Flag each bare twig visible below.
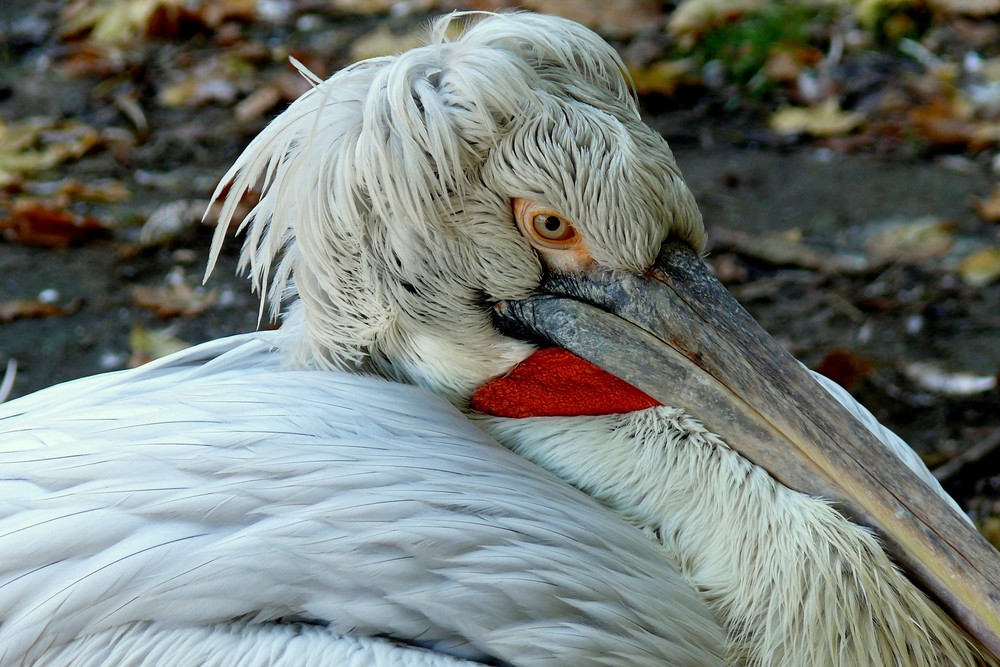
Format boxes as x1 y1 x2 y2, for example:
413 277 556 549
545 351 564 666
709 225 877 275
933 430 1000 484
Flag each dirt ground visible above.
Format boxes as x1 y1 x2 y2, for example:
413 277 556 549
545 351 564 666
1 1 999 527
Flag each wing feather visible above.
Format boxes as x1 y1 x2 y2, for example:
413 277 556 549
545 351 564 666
0 332 724 666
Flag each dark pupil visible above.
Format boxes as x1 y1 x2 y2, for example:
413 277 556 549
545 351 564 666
542 216 562 232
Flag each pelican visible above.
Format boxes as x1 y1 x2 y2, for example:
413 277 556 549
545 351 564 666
1 10 999 666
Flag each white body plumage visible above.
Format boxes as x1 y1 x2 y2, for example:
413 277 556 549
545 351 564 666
0 333 724 666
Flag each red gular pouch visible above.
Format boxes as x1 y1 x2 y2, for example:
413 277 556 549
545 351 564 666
471 347 662 418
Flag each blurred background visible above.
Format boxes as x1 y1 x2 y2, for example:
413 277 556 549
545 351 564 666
1 0 999 536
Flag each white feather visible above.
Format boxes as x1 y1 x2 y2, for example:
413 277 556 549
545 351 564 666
0 333 725 666
473 390 987 667
40 623 478 667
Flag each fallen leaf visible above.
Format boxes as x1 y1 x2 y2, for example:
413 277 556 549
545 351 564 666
132 283 217 318
853 0 924 28
951 18 1000 49
929 0 1000 15
865 217 954 263
764 45 823 83
629 59 698 96
329 0 438 15
0 118 103 182
231 69 311 122
60 0 162 45
148 0 254 37
140 199 207 246
710 225 872 274
909 98 1000 151
709 252 749 284
0 200 111 247
958 247 1000 287
0 300 66 324
56 178 131 203
668 0 764 37
814 349 875 391
234 84 283 122
54 43 127 78
61 0 255 46
348 25 426 61
519 0 666 38
902 361 997 395
157 60 241 108
976 187 1000 223
769 100 866 138
128 326 190 366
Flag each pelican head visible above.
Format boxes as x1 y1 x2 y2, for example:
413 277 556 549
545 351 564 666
208 10 1000 663
208 11 702 402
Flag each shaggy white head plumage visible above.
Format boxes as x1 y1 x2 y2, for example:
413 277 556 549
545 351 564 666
207 11 703 403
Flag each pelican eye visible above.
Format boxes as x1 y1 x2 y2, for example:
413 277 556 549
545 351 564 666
532 213 574 241
512 198 579 250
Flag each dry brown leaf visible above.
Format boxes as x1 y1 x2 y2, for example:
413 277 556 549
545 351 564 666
910 111 979 148
929 0 1000 15
128 326 190 367
55 43 128 78
57 178 130 203
60 0 162 44
329 0 438 15
909 98 1000 151
132 283 218 318
976 187 1000 223
149 0 254 36
158 77 238 108
61 0 255 45
629 59 697 96
518 0 665 38
329 0 396 13
157 56 244 108
140 199 207 246
348 25 427 61
865 217 954 263
0 200 111 247
958 247 1000 287
234 84 283 122
769 100 866 138
765 45 823 84
0 300 66 324
710 252 749 284
668 0 764 37
0 118 103 182
853 0 923 27
814 349 875 392
231 68 311 122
